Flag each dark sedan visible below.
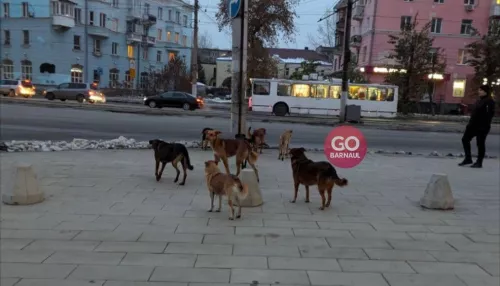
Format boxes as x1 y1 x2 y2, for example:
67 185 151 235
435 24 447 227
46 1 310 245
144 91 204 110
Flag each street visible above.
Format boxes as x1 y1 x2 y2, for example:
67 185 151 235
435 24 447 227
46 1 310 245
1 104 499 156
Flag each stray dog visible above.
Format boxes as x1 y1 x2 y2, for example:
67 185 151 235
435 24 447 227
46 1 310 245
278 129 293 161
247 127 268 154
289 147 348 210
149 139 194 185
205 130 260 182
201 127 213 150
204 160 249 219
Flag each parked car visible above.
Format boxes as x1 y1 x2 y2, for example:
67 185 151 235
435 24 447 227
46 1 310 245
0 79 36 98
207 87 231 99
43 82 106 103
144 91 204 110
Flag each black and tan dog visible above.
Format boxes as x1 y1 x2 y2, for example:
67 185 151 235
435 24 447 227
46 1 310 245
149 139 194 185
247 127 269 154
289 147 348 210
201 127 213 150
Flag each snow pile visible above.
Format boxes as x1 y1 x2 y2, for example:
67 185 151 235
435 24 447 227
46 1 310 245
206 98 231 104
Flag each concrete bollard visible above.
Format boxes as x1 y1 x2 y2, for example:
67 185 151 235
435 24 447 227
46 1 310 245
420 173 454 210
238 169 263 207
2 164 45 205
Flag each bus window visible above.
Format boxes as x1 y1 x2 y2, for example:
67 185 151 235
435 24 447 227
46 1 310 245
386 88 395 101
277 83 291 96
349 85 367 100
253 81 270 95
311 84 329 98
291 84 310 98
329 85 341 99
368 87 380 101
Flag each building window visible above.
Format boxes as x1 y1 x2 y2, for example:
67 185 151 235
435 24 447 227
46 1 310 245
71 65 83 83
182 35 187 46
73 35 81 50
176 11 180 23
140 72 148 89
75 8 81 24
89 11 94 25
464 0 475 4
434 0 444 3
167 31 171 42
400 16 412 30
93 39 101 54
127 45 134 58
112 0 119 8
168 10 172 21
112 42 118 55
460 19 473 35
183 15 188 27
457 49 468 65
109 68 119 87
99 13 106 27
143 49 148 60
110 18 118 32
22 30 30 45
168 52 176 61
452 80 466 97
3 30 10 45
158 7 163 20
144 3 150 14
174 32 179 43
157 29 162 41
125 71 132 88
2 59 14 79
21 60 32 80
157 51 162 62
3 3 10 17
22 2 29 17
431 18 442 33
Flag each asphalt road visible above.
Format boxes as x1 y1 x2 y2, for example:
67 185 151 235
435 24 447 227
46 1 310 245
1 104 499 156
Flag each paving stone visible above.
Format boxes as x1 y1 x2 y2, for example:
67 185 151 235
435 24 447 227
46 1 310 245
175 225 234 235
150 217 209 227
427 225 485 234
288 214 341 222
1 230 80 240
388 240 455 251
202 234 265 245
0 263 76 279
408 261 491 276
55 222 119 231
233 245 300 257
299 245 368 259
44 250 125 265
326 238 392 249
0 220 62 230
37 214 99 223
114 223 176 233
364 249 437 261
266 236 329 247
230 269 310 285
195 255 267 269
25 240 99 251
0 278 20 286
263 219 319 229
477 262 500 276
235 227 294 236
383 273 467 286
103 282 187 286
351 230 413 240
339 216 393 223
70 265 154 281
150 267 230 283
371 223 430 232
269 257 341 271
307 271 389 286
458 275 500 286
466 234 500 244
317 221 375 231
447 241 500 252
0 239 33 250
0 250 54 263
292 228 352 238
390 217 446 225
94 215 155 224
138 232 203 243
338 259 415 273
428 251 500 264
120 253 196 267
73 230 142 241
95 242 166 253
14 279 105 286
164 242 232 255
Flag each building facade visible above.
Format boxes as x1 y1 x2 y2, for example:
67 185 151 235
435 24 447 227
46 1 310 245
0 0 193 89
333 0 500 106
198 48 230 86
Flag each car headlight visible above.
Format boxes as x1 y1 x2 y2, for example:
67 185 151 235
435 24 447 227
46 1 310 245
143 97 147 101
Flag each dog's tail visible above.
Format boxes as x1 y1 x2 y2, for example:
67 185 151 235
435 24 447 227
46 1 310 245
232 177 249 199
182 147 194 170
319 166 348 187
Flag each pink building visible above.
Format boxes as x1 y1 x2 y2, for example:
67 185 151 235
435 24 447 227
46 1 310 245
333 0 500 110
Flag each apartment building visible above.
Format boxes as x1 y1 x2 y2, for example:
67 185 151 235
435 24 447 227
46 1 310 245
334 0 499 106
0 0 193 88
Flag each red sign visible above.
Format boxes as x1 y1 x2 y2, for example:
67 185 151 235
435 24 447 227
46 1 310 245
324 126 367 168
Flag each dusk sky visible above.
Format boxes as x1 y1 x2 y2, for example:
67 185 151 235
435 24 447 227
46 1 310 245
186 0 338 50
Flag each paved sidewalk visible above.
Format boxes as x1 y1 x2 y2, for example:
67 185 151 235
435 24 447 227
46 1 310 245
0 150 499 286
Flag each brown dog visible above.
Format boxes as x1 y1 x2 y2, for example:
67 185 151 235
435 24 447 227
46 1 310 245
289 147 348 210
205 130 260 182
204 160 249 220
278 129 293 161
201 127 213 150
247 127 268 154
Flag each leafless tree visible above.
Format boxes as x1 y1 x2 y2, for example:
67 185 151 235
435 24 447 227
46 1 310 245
308 9 336 48
198 31 213 49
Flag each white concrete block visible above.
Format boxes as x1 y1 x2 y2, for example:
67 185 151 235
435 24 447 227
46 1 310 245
2 164 45 205
420 173 454 210
239 169 263 207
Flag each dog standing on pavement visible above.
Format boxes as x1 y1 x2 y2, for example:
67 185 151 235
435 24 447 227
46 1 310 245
204 160 249 220
278 129 293 161
289 147 348 210
201 127 213 150
205 130 260 182
149 139 194 185
247 127 268 154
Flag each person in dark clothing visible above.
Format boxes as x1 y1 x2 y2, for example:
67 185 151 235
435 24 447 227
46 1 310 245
459 85 496 168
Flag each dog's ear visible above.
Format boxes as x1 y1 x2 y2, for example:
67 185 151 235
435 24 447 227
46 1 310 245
299 147 306 152
149 140 154 144
204 161 209 167
215 130 222 135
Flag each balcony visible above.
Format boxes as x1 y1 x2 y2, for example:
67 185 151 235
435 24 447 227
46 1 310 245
88 26 109 38
142 14 157 25
127 32 142 44
353 5 365 21
336 18 345 31
142 35 156 46
351 35 361 47
491 4 500 18
52 15 75 31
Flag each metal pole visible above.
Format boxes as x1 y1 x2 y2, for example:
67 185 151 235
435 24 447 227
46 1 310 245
237 0 245 136
191 0 199 97
84 0 89 82
339 0 353 122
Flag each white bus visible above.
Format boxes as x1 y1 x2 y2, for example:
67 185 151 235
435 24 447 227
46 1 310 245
248 78 398 118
